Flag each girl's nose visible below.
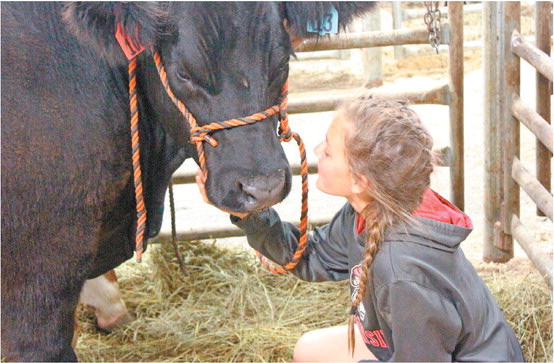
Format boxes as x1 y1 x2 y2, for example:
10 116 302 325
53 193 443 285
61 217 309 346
314 141 324 158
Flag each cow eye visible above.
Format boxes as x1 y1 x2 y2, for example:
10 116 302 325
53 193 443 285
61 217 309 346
239 76 249 89
176 69 191 82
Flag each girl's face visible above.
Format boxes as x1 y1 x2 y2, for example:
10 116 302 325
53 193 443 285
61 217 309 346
314 113 358 198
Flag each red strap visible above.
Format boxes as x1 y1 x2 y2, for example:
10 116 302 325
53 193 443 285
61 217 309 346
115 22 146 60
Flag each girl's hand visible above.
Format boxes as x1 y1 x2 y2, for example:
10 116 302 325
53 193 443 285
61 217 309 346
195 169 250 219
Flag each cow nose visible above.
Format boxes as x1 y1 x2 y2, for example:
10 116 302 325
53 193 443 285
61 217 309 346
238 168 286 211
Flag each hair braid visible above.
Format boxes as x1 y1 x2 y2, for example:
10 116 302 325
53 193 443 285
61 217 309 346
347 204 389 354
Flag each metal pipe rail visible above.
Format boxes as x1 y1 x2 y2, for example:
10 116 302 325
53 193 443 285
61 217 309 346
511 30 553 83
171 146 452 185
511 214 553 288
484 2 553 267
295 25 449 53
150 216 330 244
511 157 553 221
172 162 318 185
287 82 450 115
511 93 553 153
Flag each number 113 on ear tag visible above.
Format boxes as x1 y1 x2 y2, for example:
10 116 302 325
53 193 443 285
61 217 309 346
307 6 339 36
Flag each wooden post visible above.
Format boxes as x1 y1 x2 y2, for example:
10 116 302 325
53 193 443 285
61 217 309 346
535 1 552 217
448 2 464 210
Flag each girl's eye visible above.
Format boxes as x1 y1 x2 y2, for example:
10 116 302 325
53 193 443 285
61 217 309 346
176 70 191 82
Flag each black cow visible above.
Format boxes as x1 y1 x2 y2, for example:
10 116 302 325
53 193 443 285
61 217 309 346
1 2 374 361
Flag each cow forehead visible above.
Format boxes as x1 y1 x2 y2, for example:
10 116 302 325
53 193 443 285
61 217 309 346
174 2 282 21
163 2 291 93
171 2 286 46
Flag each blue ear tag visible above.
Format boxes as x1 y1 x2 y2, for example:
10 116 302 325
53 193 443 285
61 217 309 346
307 6 339 36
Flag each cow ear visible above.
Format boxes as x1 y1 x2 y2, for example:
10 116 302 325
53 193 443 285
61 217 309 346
283 2 377 43
62 2 167 64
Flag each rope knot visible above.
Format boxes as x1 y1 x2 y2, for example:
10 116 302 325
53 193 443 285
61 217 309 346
279 106 288 123
278 107 292 142
279 131 293 142
190 127 219 147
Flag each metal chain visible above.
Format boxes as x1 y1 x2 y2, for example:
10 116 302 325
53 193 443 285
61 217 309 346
424 1 442 54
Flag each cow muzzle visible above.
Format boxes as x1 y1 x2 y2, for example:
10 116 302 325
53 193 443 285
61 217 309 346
238 168 287 212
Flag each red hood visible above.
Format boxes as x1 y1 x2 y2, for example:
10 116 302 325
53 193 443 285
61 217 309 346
356 189 473 235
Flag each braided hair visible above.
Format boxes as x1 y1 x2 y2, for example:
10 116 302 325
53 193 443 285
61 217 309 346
339 97 435 355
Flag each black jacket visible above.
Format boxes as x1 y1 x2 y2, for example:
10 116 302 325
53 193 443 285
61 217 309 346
232 200 524 361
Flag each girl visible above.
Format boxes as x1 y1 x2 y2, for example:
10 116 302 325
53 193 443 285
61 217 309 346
196 97 524 361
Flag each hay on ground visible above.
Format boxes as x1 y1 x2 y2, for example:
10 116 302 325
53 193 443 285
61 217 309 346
76 240 552 362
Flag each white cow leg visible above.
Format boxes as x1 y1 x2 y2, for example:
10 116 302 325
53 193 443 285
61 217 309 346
79 270 134 332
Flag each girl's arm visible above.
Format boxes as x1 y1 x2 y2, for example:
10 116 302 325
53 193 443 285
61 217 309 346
231 205 353 282
196 169 351 282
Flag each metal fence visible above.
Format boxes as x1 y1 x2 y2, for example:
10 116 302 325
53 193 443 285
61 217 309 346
483 2 552 287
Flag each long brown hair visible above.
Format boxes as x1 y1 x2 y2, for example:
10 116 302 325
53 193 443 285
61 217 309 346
339 97 435 354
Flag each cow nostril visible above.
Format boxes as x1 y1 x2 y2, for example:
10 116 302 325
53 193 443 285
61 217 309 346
238 182 257 203
237 169 287 211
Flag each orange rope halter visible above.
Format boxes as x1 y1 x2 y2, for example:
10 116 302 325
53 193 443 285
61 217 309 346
127 57 147 262
126 48 309 274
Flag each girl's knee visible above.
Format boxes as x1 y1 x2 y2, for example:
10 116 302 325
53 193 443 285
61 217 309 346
293 330 317 362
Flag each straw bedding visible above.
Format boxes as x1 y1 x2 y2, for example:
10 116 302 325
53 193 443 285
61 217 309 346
76 240 552 362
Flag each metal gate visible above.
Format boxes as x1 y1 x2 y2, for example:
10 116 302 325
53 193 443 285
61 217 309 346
483 2 552 287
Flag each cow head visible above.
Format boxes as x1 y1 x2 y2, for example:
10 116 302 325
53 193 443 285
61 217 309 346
63 2 375 213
